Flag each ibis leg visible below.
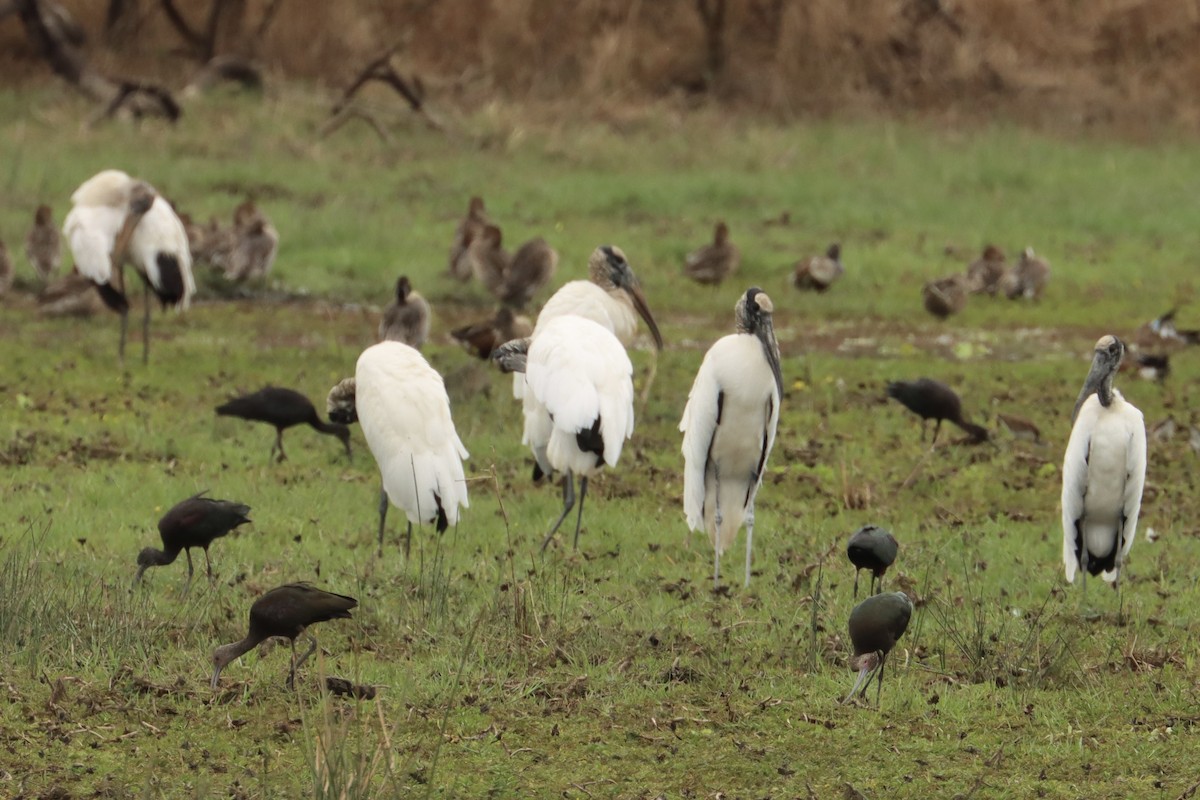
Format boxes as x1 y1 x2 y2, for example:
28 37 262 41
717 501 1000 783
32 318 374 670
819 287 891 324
276 430 287 463
294 635 318 671
573 477 588 550
141 283 150 365
541 472 576 553
932 419 943 445
204 547 214 584
287 639 298 689
377 486 389 557
853 569 860 599
183 549 195 594
875 654 886 706
744 505 755 588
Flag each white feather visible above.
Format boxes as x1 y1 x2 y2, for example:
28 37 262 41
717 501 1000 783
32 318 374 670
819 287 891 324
680 334 780 554
69 169 134 208
63 204 124 285
355 342 470 527
525 315 633 477
129 196 195 306
1061 390 1147 583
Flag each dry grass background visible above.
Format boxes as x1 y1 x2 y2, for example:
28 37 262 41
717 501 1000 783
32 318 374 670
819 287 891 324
4 0 1200 133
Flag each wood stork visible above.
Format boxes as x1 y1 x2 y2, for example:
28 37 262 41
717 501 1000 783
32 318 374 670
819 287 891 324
886 378 988 444
452 307 533 360
63 169 195 364
378 275 431 348
133 491 251 590
26 204 62 283
448 196 489 281
216 386 351 463
211 583 357 690
965 244 1007 296
1062 335 1146 604
842 591 912 706
846 525 898 597
326 341 469 557
793 243 843 292
494 314 634 552
679 288 782 587
683 221 740 285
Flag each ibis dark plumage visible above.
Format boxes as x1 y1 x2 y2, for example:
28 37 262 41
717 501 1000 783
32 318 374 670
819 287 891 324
134 492 251 589
210 583 357 689
846 525 898 597
843 591 912 705
886 378 988 444
216 386 351 463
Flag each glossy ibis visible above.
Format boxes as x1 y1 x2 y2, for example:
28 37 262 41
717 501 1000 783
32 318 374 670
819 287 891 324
326 341 469 557
494 314 634 552
378 275 431 349
683 221 740 286
846 525 898 597
63 169 195 364
843 591 913 705
216 386 351 464
210 583 357 689
26 204 62 283
134 491 251 589
1062 336 1146 609
886 378 988 444
793 243 843 292
447 196 489 281
964 244 1007 296
680 288 782 587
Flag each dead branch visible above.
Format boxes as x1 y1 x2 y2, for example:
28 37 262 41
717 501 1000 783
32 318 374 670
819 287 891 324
89 80 183 126
252 0 283 42
183 54 264 97
318 105 394 145
13 0 117 102
157 0 206 51
696 0 727 78
330 46 441 131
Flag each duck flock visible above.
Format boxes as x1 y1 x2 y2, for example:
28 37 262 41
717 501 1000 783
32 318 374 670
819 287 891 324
3 168 1153 705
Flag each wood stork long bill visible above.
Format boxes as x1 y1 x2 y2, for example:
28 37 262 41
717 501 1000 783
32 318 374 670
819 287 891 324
680 288 782 587
327 342 469 557
494 314 635 552
63 169 194 365
1062 335 1147 606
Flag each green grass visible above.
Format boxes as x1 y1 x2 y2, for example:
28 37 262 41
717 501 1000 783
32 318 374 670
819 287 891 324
2 85 1200 798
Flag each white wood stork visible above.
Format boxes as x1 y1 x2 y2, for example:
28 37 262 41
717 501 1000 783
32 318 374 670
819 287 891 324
63 169 194 364
1062 335 1147 607
494 314 634 552
680 288 782 587
327 341 469 557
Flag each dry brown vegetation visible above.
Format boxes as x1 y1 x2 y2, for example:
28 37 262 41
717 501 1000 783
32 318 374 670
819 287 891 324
3 0 1200 131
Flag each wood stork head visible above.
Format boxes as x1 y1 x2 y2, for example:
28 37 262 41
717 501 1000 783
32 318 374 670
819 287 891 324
395 275 412 302
736 287 783 397
1072 335 1125 422
111 181 158 268
326 377 358 425
588 245 664 350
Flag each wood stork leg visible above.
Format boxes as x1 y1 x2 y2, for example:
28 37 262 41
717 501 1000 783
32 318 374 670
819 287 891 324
118 310 129 366
377 486 389 557
743 505 755 588
541 472 576 553
573 477 589 550
141 282 150 365
713 548 721 587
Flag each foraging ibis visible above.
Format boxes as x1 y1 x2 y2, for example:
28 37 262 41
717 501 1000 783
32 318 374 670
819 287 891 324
448 196 489 281
499 237 558 309
683 221 740 286
793 243 843 292
922 274 967 319
679 288 782 587
223 200 278 282
964 244 1007 296
378 275 431 349
1000 247 1049 300
846 525 898 597
210 583 357 689
843 591 913 705
215 386 351 464
133 491 251 589
26 204 62 283
886 378 988 444
451 307 533 360
494 314 634 552
1062 335 1146 597
0 240 11 296
63 169 195 364
326 341 469 557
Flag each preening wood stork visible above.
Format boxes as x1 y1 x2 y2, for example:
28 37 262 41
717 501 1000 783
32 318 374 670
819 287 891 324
1062 335 1146 603
63 169 195 364
494 314 635 552
679 287 782 587
327 342 469 557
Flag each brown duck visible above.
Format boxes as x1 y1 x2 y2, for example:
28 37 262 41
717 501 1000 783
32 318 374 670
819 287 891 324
448 196 489 281
922 274 967 318
498 237 558 308
684 221 740 285
1001 247 1049 300
378 275 431 348
25 204 62 283
452 306 533 359
793 243 843 292
965 244 1007 295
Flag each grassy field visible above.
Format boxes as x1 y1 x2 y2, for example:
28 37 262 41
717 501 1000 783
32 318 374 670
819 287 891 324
2 86 1200 799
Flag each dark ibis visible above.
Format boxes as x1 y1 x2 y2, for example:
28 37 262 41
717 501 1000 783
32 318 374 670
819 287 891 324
846 525 898 597
216 386 351 464
378 275 431 349
134 491 251 589
210 583 357 689
684 221 740 286
886 378 988 444
843 591 913 705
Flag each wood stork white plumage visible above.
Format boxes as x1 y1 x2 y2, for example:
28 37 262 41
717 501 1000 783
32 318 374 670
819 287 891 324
327 341 469 557
1062 335 1146 606
494 314 635 552
63 169 194 364
680 288 783 587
